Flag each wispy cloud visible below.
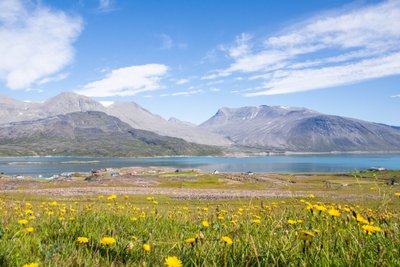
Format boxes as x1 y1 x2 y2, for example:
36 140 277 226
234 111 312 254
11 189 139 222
176 78 190 85
0 0 82 89
99 0 112 9
158 33 187 50
391 94 400 98
212 0 400 95
76 64 168 97
160 33 173 50
37 72 69 85
97 0 117 12
162 89 204 97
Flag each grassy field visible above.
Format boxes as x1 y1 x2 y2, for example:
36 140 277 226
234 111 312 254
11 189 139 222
0 170 399 266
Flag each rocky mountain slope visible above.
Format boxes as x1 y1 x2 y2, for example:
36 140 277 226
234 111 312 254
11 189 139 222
0 111 222 157
200 105 400 152
0 93 230 146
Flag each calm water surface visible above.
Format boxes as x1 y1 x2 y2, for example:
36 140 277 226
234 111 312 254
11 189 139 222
0 154 399 177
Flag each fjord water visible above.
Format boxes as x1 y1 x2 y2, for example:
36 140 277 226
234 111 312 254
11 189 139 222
0 154 399 177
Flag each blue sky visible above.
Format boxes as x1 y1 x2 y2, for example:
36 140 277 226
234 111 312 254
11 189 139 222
0 0 399 125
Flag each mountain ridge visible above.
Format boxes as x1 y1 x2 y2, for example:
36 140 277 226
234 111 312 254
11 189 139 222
200 105 400 152
0 93 230 146
1 92 400 153
0 111 222 157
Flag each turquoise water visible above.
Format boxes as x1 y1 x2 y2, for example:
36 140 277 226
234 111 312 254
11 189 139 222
0 154 399 177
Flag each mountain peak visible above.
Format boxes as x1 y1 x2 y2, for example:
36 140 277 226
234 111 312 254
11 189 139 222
43 92 105 115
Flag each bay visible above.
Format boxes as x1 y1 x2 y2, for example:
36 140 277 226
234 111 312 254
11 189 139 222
0 154 399 178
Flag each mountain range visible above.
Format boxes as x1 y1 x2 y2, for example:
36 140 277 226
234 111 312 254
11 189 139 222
0 111 222 157
0 92 399 156
200 106 400 152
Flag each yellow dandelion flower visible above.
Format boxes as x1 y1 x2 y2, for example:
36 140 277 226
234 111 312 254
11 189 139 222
328 209 340 217
22 263 39 267
395 192 400 197
362 225 382 235
131 217 138 222
28 216 36 220
24 209 34 215
314 205 327 212
299 230 315 241
164 256 182 267
309 194 316 198
143 243 151 252
25 227 34 233
100 237 116 245
300 230 315 237
202 220 209 228
221 236 233 245
185 238 196 244
18 219 28 225
251 219 261 224
287 219 297 225
77 237 89 244
107 194 117 201
356 214 369 225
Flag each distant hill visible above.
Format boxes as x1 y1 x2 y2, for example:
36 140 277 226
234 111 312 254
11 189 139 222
0 92 230 146
1 92 400 153
107 102 231 146
200 105 400 152
0 111 222 157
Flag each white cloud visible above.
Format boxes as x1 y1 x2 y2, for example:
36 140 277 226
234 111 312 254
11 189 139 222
247 52 400 96
209 88 220 92
176 78 190 85
0 0 82 89
76 64 169 97
37 72 69 85
214 1 400 95
158 33 187 50
391 94 400 98
162 89 204 97
206 80 224 86
160 33 173 50
99 0 112 9
171 89 204 96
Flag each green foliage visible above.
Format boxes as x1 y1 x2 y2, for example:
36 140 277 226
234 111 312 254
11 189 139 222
0 193 399 266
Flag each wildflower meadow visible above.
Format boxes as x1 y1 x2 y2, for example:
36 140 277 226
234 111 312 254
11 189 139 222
0 191 399 266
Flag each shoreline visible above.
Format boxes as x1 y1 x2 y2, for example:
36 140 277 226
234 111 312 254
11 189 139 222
0 150 400 159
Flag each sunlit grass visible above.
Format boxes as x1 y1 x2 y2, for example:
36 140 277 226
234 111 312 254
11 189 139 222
0 192 399 266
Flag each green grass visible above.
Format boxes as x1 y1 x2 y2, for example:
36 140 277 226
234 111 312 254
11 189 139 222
0 192 399 266
0 171 399 266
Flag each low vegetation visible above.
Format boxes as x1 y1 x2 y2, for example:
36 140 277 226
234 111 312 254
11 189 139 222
0 170 399 266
